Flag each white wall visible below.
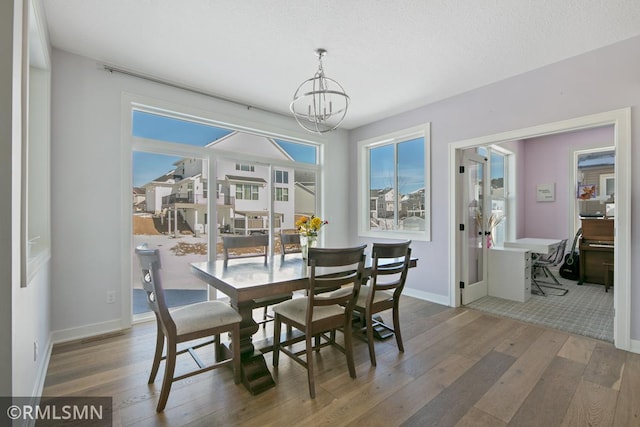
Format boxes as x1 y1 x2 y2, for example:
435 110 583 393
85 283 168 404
50 48 350 339
349 35 640 340
4 0 53 398
0 0 20 397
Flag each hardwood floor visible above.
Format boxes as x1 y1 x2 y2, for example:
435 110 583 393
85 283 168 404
42 297 640 426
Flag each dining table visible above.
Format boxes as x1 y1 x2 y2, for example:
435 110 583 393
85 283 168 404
191 253 417 395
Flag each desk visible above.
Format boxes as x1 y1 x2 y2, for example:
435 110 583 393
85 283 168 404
503 238 564 296
191 254 417 394
503 238 561 255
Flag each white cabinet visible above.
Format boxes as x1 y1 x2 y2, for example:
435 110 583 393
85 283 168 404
488 247 532 302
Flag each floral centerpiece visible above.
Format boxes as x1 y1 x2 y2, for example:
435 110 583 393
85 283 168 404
295 215 328 258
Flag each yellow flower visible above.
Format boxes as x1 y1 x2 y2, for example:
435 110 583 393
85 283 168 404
296 215 328 236
310 217 322 229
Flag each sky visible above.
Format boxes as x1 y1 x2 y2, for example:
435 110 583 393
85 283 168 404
369 137 425 194
131 110 425 194
131 111 315 187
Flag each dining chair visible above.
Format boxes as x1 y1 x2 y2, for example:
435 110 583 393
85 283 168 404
279 232 301 260
353 240 411 366
271 244 367 398
223 234 292 328
135 246 242 412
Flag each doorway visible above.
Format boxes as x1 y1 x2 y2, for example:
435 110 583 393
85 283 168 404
448 108 631 350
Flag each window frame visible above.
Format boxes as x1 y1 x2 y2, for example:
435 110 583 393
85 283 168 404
357 123 431 241
274 169 289 184
275 186 289 201
236 183 260 201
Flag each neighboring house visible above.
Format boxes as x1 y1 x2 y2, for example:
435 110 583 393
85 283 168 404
370 187 426 230
142 170 176 214
404 188 425 218
294 182 316 218
143 132 300 235
132 187 146 212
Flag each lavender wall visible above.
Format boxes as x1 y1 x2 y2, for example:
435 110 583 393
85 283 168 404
349 35 640 340
520 126 614 240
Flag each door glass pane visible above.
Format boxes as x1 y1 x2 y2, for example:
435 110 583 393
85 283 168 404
490 151 506 247
467 160 484 284
132 152 208 316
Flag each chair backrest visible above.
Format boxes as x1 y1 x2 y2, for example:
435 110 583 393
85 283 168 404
306 245 367 323
552 239 568 265
135 246 176 336
222 234 269 267
279 233 301 258
370 241 412 298
537 239 568 265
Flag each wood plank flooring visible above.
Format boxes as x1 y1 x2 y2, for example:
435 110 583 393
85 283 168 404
42 297 640 426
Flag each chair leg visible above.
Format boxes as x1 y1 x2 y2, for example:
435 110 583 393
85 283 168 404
156 340 176 412
149 324 165 383
262 306 268 329
272 314 282 368
214 334 222 362
344 316 357 379
305 333 316 399
365 309 377 367
393 303 404 353
231 324 241 385
532 279 546 296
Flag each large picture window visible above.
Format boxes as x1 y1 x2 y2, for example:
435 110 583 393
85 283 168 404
130 103 321 317
358 123 431 241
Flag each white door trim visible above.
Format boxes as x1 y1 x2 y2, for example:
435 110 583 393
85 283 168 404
448 108 631 351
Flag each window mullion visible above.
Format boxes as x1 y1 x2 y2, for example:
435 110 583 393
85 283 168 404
394 143 399 230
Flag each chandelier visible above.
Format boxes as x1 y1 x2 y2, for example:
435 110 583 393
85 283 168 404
290 49 350 134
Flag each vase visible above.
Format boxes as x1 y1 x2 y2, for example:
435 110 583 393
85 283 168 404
300 235 317 260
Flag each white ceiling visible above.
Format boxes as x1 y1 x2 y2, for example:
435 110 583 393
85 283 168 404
42 0 640 130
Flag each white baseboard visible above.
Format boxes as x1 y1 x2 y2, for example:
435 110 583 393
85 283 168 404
51 318 128 345
403 287 450 306
628 338 640 354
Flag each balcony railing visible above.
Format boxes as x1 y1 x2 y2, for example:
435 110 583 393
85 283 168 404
162 193 207 207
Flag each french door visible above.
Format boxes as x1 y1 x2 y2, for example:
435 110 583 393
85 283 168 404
460 149 490 305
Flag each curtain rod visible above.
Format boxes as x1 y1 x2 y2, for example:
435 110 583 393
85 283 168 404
101 63 283 117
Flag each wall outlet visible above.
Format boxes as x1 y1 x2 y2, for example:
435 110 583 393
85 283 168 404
34 341 38 362
106 290 116 304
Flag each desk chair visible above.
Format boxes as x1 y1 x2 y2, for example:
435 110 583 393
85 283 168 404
271 245 366 398
532 238 568 296
353 241 411 366
135 246 242 412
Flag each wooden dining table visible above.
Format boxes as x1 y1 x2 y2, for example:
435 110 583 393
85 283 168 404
191 253 417 395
